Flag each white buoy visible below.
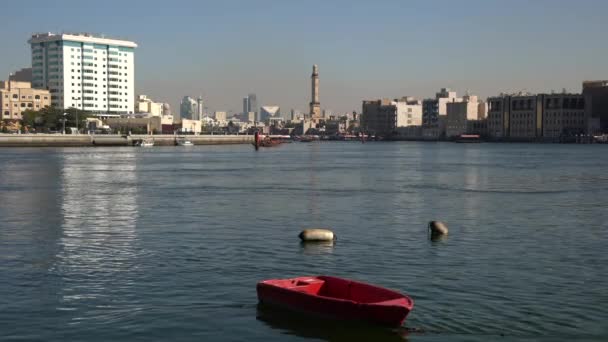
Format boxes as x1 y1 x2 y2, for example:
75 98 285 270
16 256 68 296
299 228 336 242
429 221 448 236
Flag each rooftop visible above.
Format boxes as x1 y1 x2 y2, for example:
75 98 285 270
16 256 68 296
29 32 137 48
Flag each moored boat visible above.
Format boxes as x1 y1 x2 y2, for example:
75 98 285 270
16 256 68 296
454 134 482 143
176 138 193 146
139 137 154 147
257 275 414 327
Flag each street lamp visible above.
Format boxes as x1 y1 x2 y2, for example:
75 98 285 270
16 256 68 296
62 112 67 134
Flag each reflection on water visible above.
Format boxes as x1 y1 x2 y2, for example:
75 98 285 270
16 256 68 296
256 303 409 342
299 240 335 255
56 150 141 323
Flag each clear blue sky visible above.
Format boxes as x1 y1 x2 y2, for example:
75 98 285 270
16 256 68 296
1 0 606 114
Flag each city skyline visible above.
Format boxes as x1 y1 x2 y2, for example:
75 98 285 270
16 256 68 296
0 0 607 114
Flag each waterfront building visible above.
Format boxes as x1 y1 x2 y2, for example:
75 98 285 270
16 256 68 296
0 80 51 120
542 94 586 138
361 98 396 136
135 95 164 116
180 96 198 120
9 68 32 83
446 95 481 137
28 32 137 114
395 96 423 127
488 92 587 140
583 80 608 133
310 65 321 123
422 88 462 138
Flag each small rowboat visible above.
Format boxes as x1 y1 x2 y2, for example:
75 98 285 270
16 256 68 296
257 276 413 327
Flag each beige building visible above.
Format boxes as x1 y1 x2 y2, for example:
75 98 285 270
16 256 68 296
214 111 227 122
446 95 481 137
135 95 164 116
395 96 423 127
542 94 586 138
1 80 51 120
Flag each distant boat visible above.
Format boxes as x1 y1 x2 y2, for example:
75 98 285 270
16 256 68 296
133 137 154 147
257 275 414 327
454 134 482 143
176 138 193 146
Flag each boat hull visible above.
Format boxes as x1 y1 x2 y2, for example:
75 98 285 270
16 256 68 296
257 276 413 327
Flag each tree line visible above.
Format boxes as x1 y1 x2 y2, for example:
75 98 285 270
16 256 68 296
20 107 92 133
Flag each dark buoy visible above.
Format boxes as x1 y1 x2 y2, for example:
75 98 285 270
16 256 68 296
429 221 448 238
298 229 336 242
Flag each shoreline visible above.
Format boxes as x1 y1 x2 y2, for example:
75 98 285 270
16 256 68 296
0 134 254 147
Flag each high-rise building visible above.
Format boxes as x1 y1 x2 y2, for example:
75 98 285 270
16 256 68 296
242 97 249 116
197 96 204 120
28 32 137 114
180 96 198 120
247 93 257 120
309 64 321 122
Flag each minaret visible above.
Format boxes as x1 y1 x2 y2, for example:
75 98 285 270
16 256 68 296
309 64 321 122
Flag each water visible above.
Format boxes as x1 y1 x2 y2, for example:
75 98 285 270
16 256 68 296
0 142 607 342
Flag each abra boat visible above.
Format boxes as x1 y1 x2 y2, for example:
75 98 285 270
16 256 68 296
176 138 193 146
257 275 414 327
140 138 154 147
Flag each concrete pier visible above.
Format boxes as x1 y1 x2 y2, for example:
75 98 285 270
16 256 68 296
0 134 254 147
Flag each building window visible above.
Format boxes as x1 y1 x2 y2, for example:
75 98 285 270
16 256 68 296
12 94 18 99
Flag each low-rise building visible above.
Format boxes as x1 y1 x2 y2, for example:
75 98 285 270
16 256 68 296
0 80 51 120
446 95 481 137
361 98 396 136
395 96 422 127
542 94 586 138
215 111 227 122
135 95 164 116
488 92 587 140
422 88 463 139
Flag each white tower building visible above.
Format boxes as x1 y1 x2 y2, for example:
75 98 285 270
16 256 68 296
28 32 137 115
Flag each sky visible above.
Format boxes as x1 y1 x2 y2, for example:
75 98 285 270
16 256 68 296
1 0 607 115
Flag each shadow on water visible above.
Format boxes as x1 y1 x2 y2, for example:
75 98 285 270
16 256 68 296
299 241 335 255
256 304 411 341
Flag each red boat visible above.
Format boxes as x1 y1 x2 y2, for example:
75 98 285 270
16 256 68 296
256 276 414 327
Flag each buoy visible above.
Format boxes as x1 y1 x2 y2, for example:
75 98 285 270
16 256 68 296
429 221 448 237
299 229 336 242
